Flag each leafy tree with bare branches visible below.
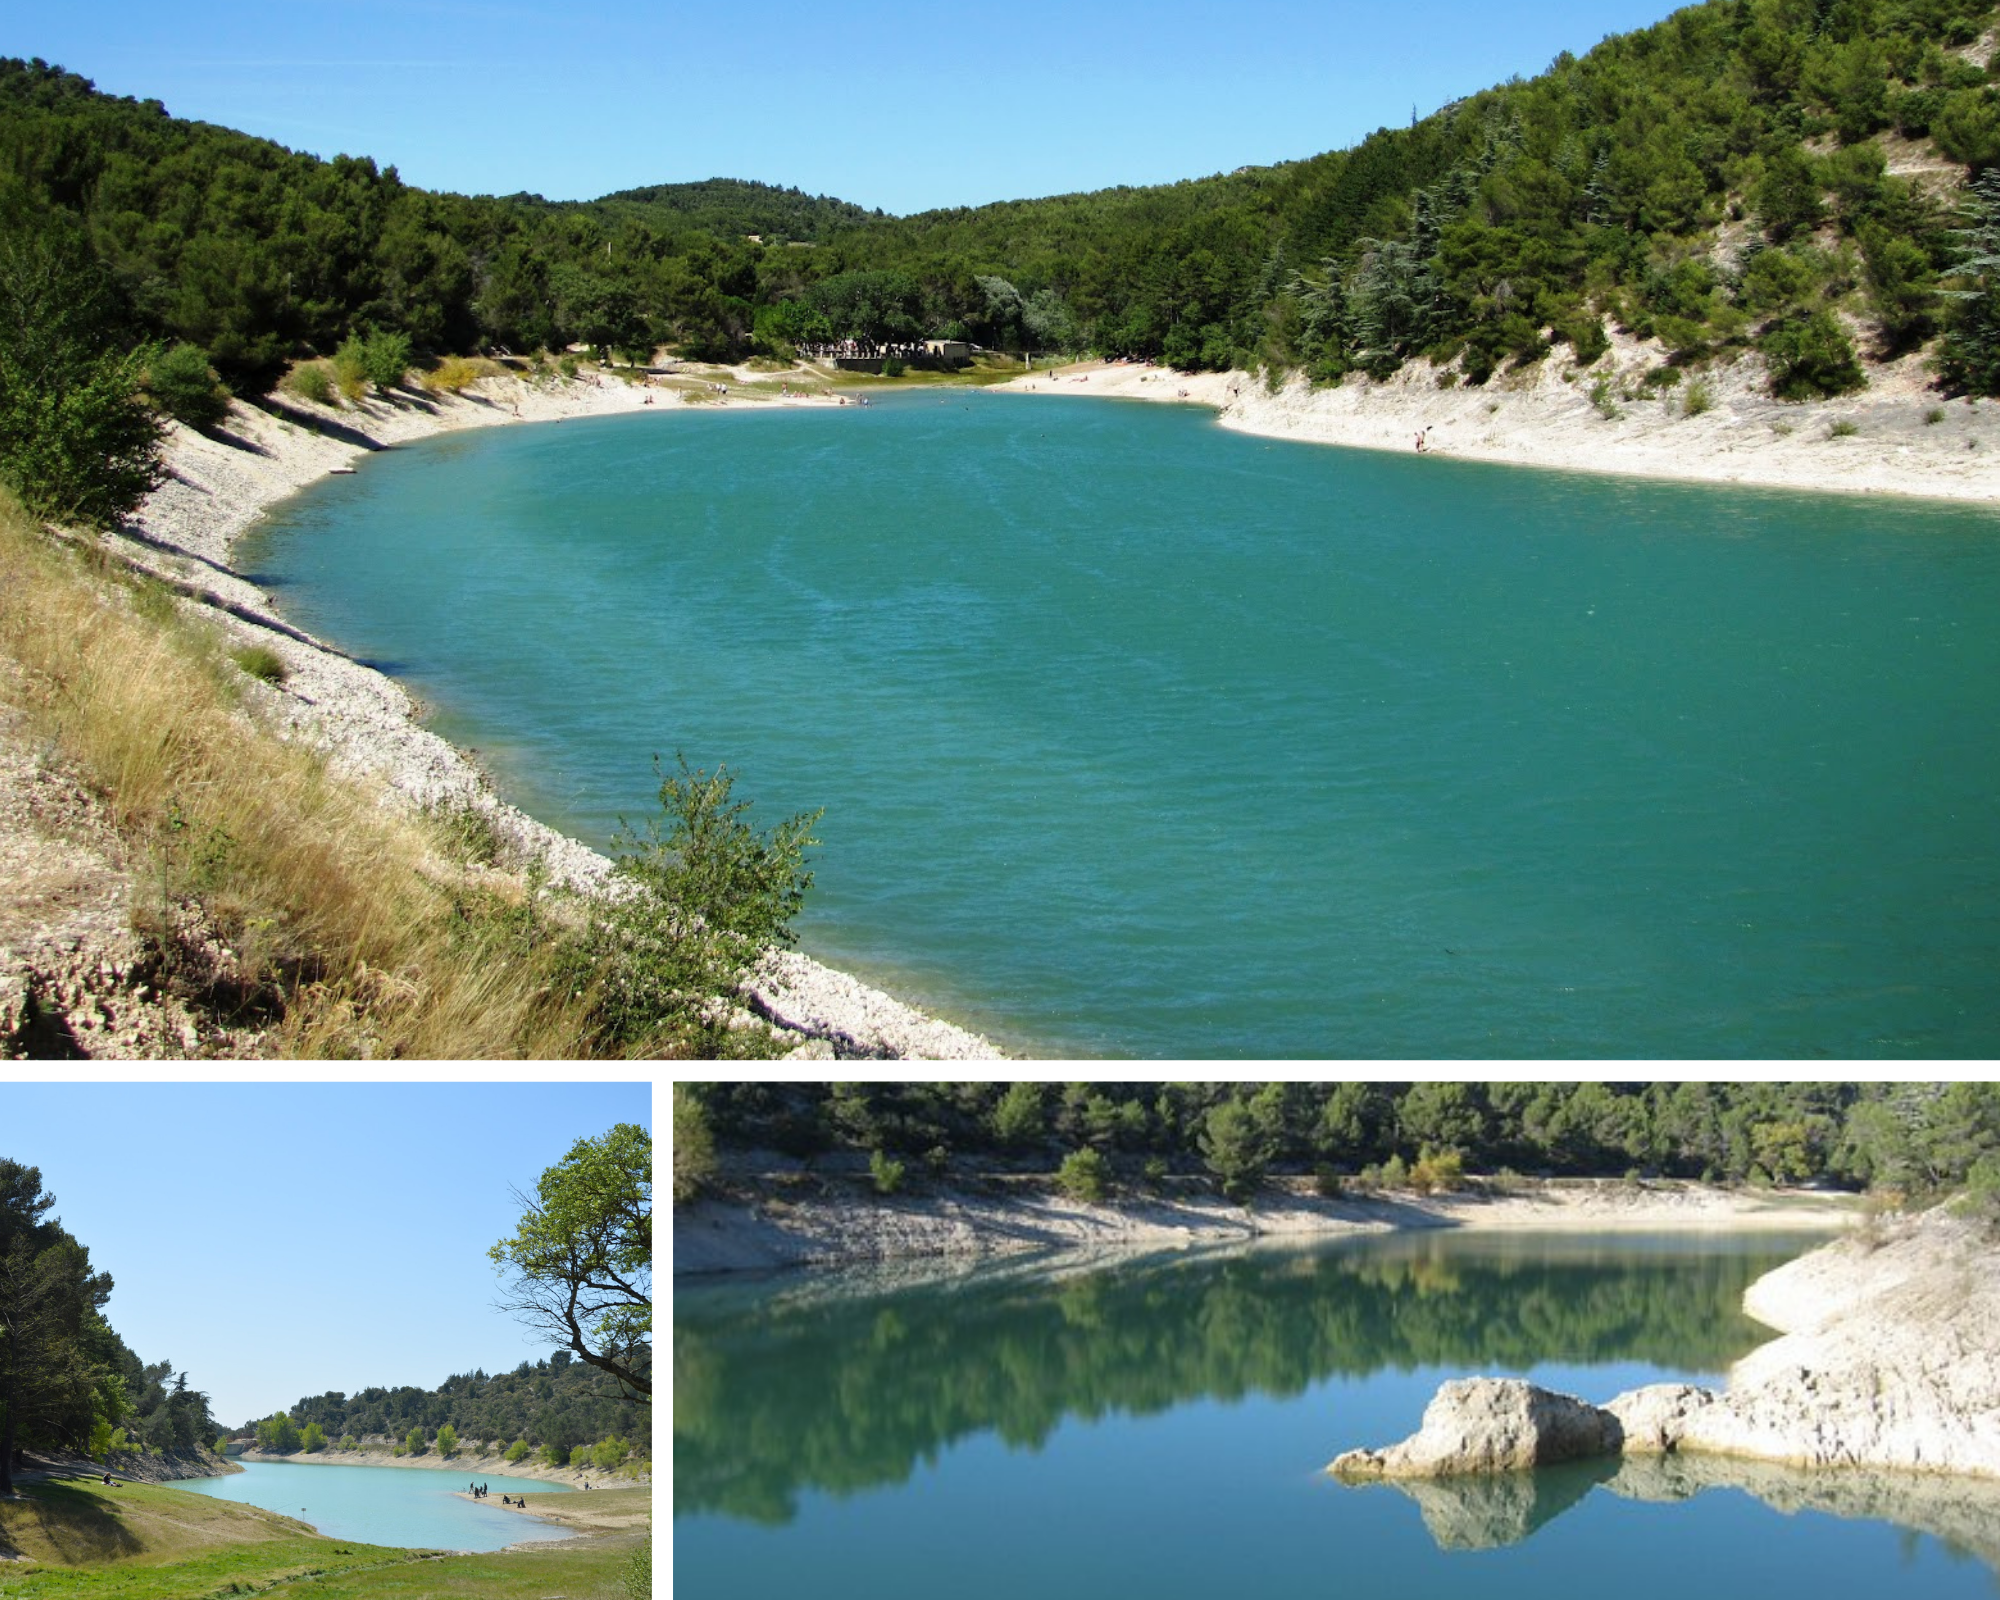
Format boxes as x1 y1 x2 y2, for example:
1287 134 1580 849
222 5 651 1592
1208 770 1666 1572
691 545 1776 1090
490 1124 652 1401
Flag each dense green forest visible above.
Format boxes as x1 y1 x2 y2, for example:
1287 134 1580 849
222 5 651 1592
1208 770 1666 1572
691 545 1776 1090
677 1081 2000 1201
247 1345 649 1464
674 1233 1798 1522
8 0 2000 418
0 1158 220 1490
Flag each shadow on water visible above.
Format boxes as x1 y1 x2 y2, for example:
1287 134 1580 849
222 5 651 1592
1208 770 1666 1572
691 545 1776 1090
672 1232 1807 1525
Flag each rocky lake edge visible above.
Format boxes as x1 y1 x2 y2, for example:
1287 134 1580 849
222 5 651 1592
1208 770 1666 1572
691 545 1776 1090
672 1170 1859 1277
3 363 1000 1059
1324 1206 2000 1564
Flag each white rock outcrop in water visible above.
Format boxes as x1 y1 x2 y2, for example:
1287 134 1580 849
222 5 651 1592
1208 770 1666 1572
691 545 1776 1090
1331 1209 2000 1483
1328 1379 1623 1479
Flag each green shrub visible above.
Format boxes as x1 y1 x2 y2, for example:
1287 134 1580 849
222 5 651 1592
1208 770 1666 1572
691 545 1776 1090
1409 1146 1466 1194
1682 380 1714 417
1925 406 1946 425
1379 1152 1410 1189
1313 1163 1344 1197
673 1083 717 1201
362 329 412 390
1759 310 1865 401
869 1148 906 1195
286 362 335 405
558 353 580 379
569 1444 592 1469
1142 1155 1170 1190
145 342 233 429
404 1426 426 1456
332 337 369 402
1829 418 1860 438
505 1439 529 1464
1057 1146 1113 1202
592 1435 629 1471
231 643 288 685
881 354 907 377
539 1440 565 1468
1589 377 1620 419
574 755 819 1053
0 225 164 527
300 1421 327 1453
624 1542 651 1600
436 1423 459 1457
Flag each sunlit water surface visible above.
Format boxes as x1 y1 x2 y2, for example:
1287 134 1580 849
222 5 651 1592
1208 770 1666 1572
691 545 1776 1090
243 394 2000 1055
169 1459 571 1550
672 1232 1997 1600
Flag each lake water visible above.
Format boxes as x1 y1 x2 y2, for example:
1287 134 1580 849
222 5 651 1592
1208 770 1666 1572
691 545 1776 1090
168 1458 572 1551
244 394 2000 1056
672 1232 1998 1599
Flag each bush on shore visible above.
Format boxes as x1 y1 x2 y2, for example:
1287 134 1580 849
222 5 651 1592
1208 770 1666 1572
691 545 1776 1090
144 341 234 430
0 215 163 526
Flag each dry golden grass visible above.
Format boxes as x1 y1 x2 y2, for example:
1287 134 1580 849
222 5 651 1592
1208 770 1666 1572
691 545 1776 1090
422 355 508 394
0 488 600 1058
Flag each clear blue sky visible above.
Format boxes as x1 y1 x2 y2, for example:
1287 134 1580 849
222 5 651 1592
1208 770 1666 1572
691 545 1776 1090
0 1081 651 1430
5 1 1690 214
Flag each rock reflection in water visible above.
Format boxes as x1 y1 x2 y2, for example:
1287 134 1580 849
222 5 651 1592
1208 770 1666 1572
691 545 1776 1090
1347 1453 2000 1574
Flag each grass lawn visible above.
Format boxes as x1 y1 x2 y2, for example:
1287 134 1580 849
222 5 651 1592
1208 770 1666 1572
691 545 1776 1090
0 1480 646 1600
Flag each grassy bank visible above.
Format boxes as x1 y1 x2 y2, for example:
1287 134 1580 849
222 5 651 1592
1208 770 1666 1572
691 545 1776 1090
0 486 600 1057
0 1478 416 1597
0 1476 644 1599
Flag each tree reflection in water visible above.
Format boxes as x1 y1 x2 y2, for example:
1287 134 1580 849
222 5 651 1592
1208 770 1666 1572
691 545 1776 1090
673 1231 1811 1524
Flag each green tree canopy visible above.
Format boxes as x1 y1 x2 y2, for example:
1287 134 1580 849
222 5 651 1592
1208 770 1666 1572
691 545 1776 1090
490 1123 652 1400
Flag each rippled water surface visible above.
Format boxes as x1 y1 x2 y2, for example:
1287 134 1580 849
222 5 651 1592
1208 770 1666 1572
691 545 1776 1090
672 1232 1998 1600
245 394 2000 1055
169 1459 570 1550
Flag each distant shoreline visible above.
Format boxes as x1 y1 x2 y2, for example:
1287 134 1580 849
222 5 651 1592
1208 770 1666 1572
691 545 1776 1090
673 1174 1859 1278
233 1442 647 1488
993 345 2000 506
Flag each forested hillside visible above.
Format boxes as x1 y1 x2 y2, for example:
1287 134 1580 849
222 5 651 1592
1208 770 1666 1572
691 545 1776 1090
7 0 2000 391
250 1346 649 1461
680 1081 2000 1197
0 1158 220 1487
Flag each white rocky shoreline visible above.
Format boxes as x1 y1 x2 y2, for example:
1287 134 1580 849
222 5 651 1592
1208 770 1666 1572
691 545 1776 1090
1329 1207 2000 1482
105 368 1003 1060
672 1173 1858 1277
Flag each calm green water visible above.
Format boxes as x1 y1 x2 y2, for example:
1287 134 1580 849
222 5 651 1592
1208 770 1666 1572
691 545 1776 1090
168 1459 571 1550
243 394 2000 1055
672 1233 1997 1599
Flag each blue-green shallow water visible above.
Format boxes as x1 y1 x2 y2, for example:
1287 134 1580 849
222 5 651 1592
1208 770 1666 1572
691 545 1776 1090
672 1233 1994 1600
168 1459 571 1550
242 393 2000 1056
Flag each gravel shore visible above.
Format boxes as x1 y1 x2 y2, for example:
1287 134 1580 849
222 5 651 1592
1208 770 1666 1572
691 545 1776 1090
109 369 1002 1059
994 339 2000 504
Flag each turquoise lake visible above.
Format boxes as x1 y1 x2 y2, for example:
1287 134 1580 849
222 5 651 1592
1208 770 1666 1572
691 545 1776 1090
167 1458 571 1550
243 393 2000 1056
672 1232 2000 1600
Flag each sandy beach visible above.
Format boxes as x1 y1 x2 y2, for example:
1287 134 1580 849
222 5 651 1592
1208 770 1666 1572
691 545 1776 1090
97 366 1002 1059
996 337 2000 505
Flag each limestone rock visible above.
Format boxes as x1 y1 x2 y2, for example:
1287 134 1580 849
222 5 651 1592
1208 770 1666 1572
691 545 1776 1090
1328 1378 1624 1479
1606 1383 1724 1454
